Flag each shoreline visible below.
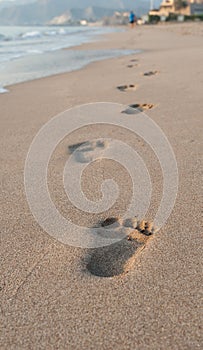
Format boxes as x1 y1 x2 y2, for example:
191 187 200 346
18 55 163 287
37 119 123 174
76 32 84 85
1 48 140 93
2 21 202 94
1 23 202 349
0 26 127 93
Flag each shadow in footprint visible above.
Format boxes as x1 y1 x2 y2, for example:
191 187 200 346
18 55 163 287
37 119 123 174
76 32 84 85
143 71 159 77
122 104 155 114
127 64 138 68
87 237 144 278
117 84 137 92
68 141 89 154
86 217 157 278
130 103 154 111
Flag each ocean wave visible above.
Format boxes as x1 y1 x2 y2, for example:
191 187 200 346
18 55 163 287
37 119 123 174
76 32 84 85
0 51 26 64
44 30 57 36
0 26 121 73
0 86 8 93
0 33 15 41
26 49 43 54
19 28 75 40
0 27 94 43
21 31 42 39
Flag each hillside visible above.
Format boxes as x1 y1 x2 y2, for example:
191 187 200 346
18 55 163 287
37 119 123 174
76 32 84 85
0 0 149 25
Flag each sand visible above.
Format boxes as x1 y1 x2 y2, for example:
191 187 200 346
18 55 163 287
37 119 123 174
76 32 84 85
0 23 202 349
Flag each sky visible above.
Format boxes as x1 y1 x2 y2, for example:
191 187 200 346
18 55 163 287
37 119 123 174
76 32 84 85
0 0 33 2
0 0 35 4
0 0 162 10
0 0 162 4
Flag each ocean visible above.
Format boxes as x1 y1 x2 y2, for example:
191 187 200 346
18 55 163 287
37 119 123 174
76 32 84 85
0 25 138 93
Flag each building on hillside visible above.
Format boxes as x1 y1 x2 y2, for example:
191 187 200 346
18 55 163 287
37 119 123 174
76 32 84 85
149 0 203 16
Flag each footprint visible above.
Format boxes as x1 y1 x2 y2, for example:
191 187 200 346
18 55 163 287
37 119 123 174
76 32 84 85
122 104 155 115
129 103 154 111
127 64 138 68
86 235 144 278
117 84 137 92
143 71 159 77
137 220 158 236
68 139 109 163
86 217 158 278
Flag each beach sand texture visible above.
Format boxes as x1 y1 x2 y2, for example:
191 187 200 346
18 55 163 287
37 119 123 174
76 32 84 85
0 23 202 349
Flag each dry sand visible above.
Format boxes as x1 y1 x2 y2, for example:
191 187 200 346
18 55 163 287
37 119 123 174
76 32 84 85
0 23 202 349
